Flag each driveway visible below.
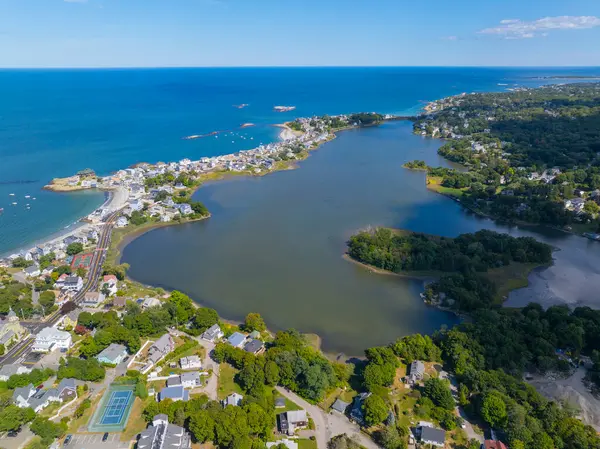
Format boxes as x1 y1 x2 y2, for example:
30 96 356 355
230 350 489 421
194 336 218 400
275 387 379 449
0 426 35 449
458 407 483 442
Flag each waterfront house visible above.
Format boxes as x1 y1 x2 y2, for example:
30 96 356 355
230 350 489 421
227 332 247 348
159 385 189 402
101 274 118 296
408 360 425 383
202 324 224 342
0 364 31 381
178 203 193 215
32 327 72 353
243 339 265 355
148 334 175 364
142 297 161 309
138 414 191 449
277 410 308 435
222 392 243 407
83 291 105 308
116 216 129 228
565 198 586 213
180 355 202 370
350 392 371 425
96 343 128 365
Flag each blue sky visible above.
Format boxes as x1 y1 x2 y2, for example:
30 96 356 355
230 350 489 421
1 0 600 67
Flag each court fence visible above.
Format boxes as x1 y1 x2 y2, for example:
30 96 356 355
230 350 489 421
87 383 137 433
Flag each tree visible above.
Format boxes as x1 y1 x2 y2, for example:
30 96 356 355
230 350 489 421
0 405 35 432
76 267 87 278
30 417 66 445
362 394 388 426
66 242 84 255
480 390 507 428
12 257 33 268
423 378 455 411
243 313 267 333
584 201 600 215
0 343 4 356
375 425 407 449
39 291 56 311
194 307 219 331
135 381 148 399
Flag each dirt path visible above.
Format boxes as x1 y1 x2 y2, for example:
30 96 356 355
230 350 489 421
275 387 379 449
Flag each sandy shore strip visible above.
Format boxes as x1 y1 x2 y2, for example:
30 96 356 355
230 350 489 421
274 123 302 141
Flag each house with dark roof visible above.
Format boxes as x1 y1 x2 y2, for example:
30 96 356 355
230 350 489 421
408 360 425 383
331 398 350 414
138 414 191 449
148 334 175 364
202 324 224 342
350 392 371 425
243 339 265 355
418 423 446 447
277 410 308 436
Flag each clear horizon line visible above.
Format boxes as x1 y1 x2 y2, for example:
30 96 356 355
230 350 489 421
0 64 599 70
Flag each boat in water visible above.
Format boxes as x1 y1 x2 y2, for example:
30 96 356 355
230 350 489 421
274 105 296 112
9 193 14 196
25 195 30 198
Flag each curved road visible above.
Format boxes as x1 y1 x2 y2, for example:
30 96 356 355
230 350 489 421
0 210 121 365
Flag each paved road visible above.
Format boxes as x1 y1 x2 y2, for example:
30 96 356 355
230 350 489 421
275 387 379 449
0 210 121 366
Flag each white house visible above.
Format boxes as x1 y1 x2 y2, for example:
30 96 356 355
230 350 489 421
101 275 118 296
83 291 105 308
116 216 129 228
62 276 83 292
23 265 41 278
202 324 224 342
0 364 31 381
32 327 72 353
179 355 202 370
178 204 193 215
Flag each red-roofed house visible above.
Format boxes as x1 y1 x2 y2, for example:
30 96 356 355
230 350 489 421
483 441 508 449
101 275 118 296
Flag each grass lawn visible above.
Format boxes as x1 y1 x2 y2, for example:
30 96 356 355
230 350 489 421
67 395 97 433
120 397 152 441
298 439 318 449
484 262 544 302
217 363 243 400
426 176 466 198
391 390 420 429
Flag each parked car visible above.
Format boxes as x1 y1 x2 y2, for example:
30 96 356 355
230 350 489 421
64 435 73 445
103 432 109 441
7 429 20 437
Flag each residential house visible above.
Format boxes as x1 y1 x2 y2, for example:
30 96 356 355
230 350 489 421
222 392 243 407
158 385 189 402
243 339 265 355
96 343 128 365
83 292 105 308
482 440 508 449
23 387 60 413
116 216 129 228
32 327 72 352
57 378 77 402
248 330 261 340
113 296 128 308
227 332 247 348
179 355 202 370
565 198 586 213
350 392 372 425
418 423 446 448
23 265 41 278
178 203 193 215
138 414 191 449
408 360 425 383
267 440 298 449
101 275 118 296
0 364 31 382
142 297 161 309
277 410 308 435
202 324 224 342
0 309 27 347
148 334 175 364
57 310 80 330
62 276 83 292
331 399 350 414
12 384 36 407
167 372 201 389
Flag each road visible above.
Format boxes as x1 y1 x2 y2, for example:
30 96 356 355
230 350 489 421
0 210 121 366
275 387 379 449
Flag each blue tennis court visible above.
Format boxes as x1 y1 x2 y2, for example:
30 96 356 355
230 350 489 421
100 390 133 425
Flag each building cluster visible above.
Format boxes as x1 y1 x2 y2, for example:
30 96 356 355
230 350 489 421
12 378 77 413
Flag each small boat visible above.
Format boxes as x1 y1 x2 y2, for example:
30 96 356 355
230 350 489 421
12 202 17 205
32 197 36 200
9 193 14 196
0 208 4 213
25 195 30 198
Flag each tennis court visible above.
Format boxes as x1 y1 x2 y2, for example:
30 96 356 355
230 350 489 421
88 384 136 432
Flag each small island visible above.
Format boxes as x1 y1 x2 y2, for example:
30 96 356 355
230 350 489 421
347 227 553 312
402 160 428 171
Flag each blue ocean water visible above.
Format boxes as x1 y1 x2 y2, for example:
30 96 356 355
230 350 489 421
1 67 599 255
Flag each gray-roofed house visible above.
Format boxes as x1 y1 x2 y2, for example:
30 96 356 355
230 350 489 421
24 265 41 278
0 364 31 381
180 372 201 389
408 360 425 383
27 388 60 413
96 343 128 365
179 355 202 370
148 334 175 364
227 332 247 348
202 324 224 342
57 378 77 402
350 392 372 425
12 384 35 407
138 414 191 449
419 424 446 447
277 410 308 436
331 399 350 414
222 392 243 407
167 376 182 387
243 339 265 355
159 385 189 402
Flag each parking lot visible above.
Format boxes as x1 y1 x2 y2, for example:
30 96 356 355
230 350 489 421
66 433 132 449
